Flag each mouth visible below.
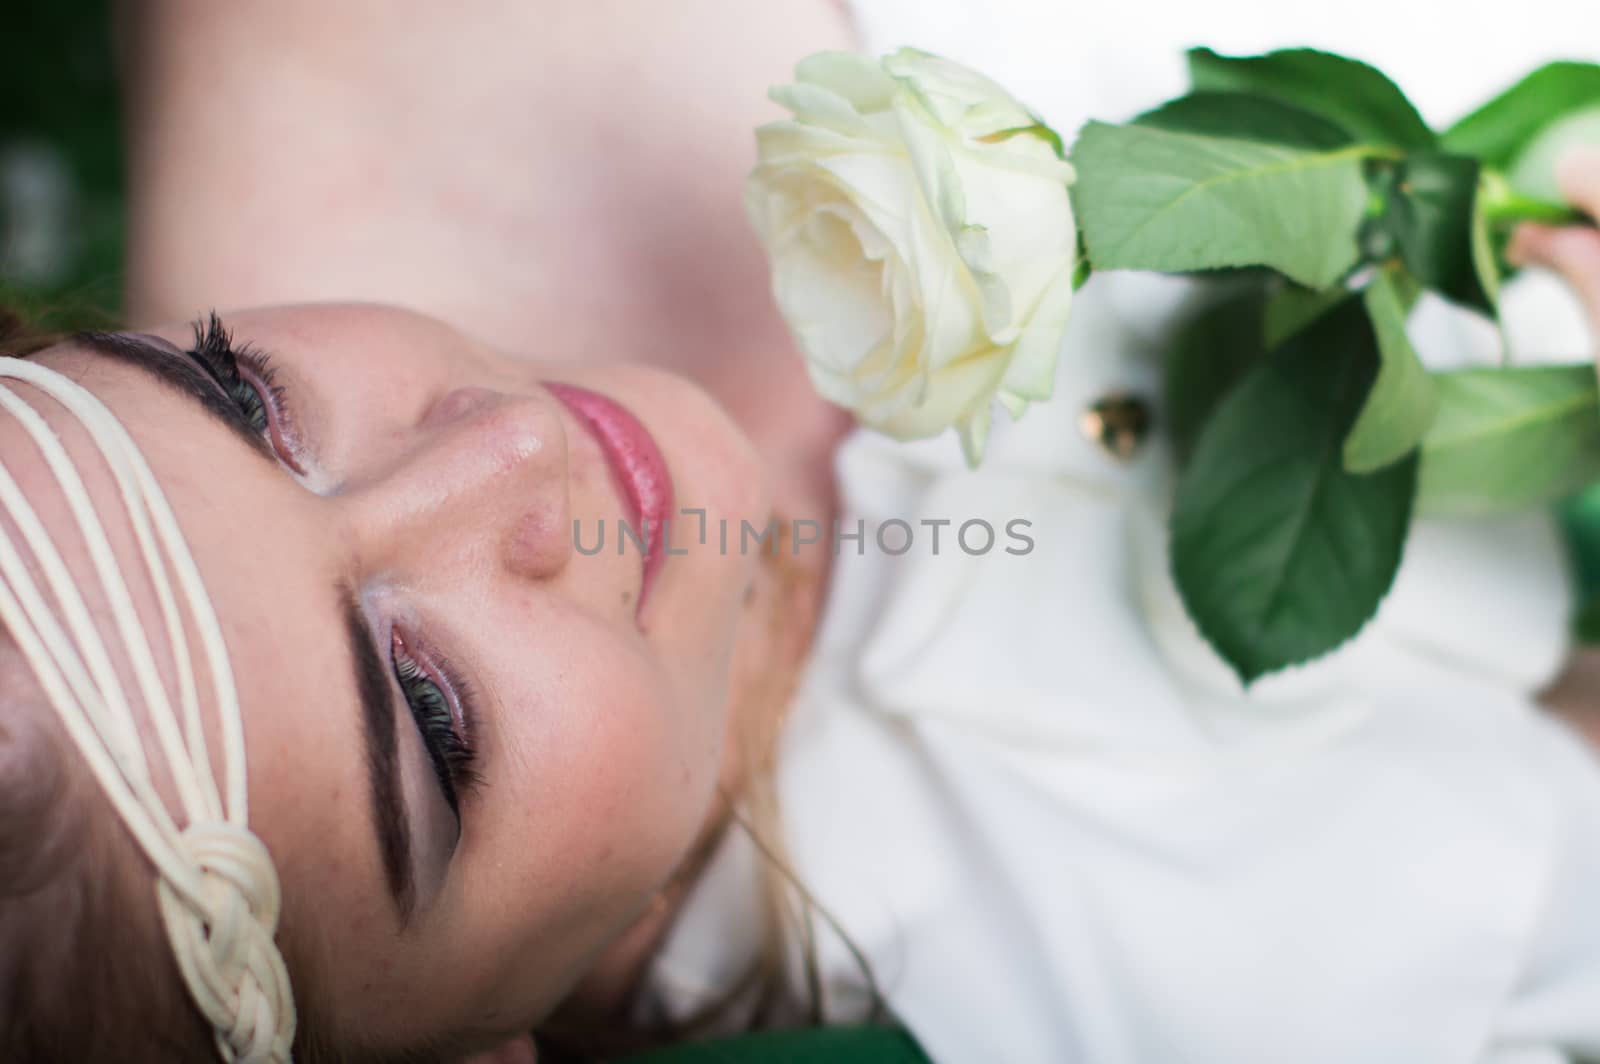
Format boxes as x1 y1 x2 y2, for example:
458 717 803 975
545 382 675 617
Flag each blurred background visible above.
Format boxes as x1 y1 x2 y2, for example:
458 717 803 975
6 1 1600 638
1 0 122 331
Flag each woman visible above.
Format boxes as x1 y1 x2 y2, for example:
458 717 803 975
4 3 1600 1063
9 4 858 1061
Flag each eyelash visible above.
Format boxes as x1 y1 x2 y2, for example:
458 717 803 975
392 633 481 816
188 313 301 468
186 312 480 817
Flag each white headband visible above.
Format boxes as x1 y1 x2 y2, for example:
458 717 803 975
0 356 295 1062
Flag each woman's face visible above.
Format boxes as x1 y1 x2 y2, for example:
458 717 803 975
17 303 772 1052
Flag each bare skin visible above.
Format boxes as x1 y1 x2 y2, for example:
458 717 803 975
119 0 858 528
89 4 1600 1057
108 2 857 1058
18 307 782 1059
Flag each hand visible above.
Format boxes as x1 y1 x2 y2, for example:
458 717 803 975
1508 146 1600 337
1523 147 1600 746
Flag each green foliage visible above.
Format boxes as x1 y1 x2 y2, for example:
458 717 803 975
1262 282 1349 349
1163 288 1270 466
1068 46 1600 678
1369 153 1498 314
1187 47 1436 149
1575 591 1600 645
1344 270 1436 473
1506 105 1600 201
1417 366 1600 517
0 0 123 323
1442 61 1600 167
1171 300 1417 685
1070 121 1371 288
1134 92 1353 149
1560 483 1600 631
1469 189 1504 312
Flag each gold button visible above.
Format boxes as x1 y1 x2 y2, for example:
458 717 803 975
1079 393 1152 460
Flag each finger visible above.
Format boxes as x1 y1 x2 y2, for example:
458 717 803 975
1556 145 1600 218
1506 222 1558 268
1508 222 1600 330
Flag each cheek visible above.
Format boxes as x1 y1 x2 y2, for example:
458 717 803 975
440 639 729 1026
484 636 725 906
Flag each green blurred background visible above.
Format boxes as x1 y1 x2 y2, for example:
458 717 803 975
1 0 123 330
6 3 1600 635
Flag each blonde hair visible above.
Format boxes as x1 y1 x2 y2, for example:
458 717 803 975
0 353 295 1059
538 517 881 1060
0 299 218 1057
0 644 218 1060
1 311 878 1062
722 525 882 1032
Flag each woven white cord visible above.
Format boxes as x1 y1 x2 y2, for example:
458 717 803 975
0 357 295 1063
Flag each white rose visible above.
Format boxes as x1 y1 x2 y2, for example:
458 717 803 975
747 48 1078 465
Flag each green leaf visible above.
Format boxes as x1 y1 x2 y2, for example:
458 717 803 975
1574 591 1600 645
1380 152 1497 315
1188 47 1436 149
1263 283 1350 349
1506 105 1600 202
1469 192 1502 312
1171 300 1417 684
1344 270 1438 472
1070 121 1371 288
1442 61 1600 167
1560 482 1600 598
1164 288 1271 466
1134 91 1353 150
1478 169 1591 228
1418 365 1600 516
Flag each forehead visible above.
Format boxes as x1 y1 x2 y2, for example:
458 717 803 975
0 342 387 960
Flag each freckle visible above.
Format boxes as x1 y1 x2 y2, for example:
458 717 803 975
620 589 634 606
744 583 756 606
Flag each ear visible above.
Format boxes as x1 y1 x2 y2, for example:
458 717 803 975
457 1034 538 1064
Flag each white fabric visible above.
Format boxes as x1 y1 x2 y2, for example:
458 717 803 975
645 5 1600 1062
0 357 295 1063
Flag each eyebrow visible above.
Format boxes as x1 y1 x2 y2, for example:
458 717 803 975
343 591 417 921
68 331 278 465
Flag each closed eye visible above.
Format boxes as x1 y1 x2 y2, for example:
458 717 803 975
183 315 483 822
183 312 306 473
390 629 479 823
184 316 484 820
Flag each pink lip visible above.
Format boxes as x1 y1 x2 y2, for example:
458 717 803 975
545 382 675 615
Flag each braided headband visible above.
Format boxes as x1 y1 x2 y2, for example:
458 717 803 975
0 357 296 1062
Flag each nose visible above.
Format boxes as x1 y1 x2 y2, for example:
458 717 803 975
341 386 572 582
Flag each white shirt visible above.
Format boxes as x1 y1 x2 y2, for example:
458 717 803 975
644 3 1600 1060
